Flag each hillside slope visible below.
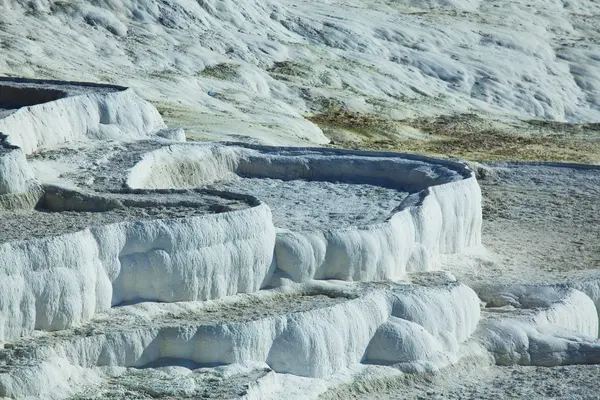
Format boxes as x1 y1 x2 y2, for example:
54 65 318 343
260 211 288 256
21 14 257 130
1 0 599 148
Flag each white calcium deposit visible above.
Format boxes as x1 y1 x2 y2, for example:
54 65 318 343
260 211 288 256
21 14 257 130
1 0 600 145
1 79 599 399
0 148 37 195
475 285 600 366
0 189 275 344
0 86 165 155
0 282 481 398
126 143 482 282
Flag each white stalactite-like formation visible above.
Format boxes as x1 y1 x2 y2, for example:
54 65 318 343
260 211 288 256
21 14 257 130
0 197 276 344
0 283 482 398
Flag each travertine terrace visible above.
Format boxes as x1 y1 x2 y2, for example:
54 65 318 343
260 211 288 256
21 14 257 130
0 79 599 399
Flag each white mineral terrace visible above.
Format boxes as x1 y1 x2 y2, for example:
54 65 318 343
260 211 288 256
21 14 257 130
0 79 599 399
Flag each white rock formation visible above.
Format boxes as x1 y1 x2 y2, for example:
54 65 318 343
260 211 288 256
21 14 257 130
0 187 276 345
0 148 37 195
0 282 481 398
0 146 41 210
0 82 165 154
126 144 239 189
126 144 482 283
365 283 480 371
475 285 600 366
156 127 187 142
2 0 600 147
1 78 598 400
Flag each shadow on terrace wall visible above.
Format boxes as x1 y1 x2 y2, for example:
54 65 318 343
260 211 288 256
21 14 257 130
0 76 127 109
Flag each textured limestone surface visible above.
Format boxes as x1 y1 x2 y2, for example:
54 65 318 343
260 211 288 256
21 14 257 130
0 78 598 400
